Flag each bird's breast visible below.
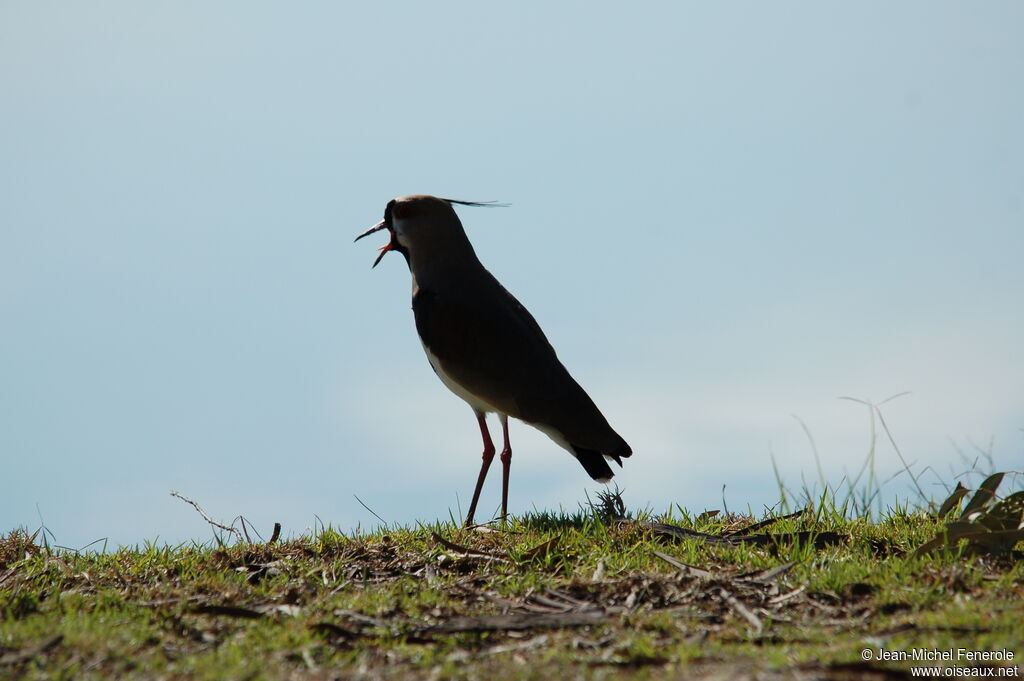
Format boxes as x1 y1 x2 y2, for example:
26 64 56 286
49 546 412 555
420 340 503 415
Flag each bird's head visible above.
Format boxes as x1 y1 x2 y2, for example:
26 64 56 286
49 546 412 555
355 195 503 269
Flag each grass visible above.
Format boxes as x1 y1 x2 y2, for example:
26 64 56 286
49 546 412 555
2 477 1023 680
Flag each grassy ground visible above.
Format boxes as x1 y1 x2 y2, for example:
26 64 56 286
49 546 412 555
2 481 1022 680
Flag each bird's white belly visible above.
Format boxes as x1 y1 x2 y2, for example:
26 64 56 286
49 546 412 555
421 341 503 415
420 342 586 459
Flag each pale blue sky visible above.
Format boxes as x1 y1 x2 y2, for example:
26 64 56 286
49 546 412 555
2 3 1021 548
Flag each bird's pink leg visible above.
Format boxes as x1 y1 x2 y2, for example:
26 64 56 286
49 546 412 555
464 410 495 527
498 415 511 523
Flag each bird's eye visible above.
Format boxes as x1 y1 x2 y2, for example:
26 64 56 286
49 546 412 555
393 202 415 220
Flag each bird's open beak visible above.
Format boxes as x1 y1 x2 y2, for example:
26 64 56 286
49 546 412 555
354 219 395 268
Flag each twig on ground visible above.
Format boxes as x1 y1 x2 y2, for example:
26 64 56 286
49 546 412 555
238 516 254 543
170 491 244 543
0 634 63 667
726 509 805 536
720 587 763 633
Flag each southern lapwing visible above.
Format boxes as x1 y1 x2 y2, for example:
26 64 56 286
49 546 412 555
355 195 631 525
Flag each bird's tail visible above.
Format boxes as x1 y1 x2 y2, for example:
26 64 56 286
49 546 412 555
607 440 632 463
571 445 617 483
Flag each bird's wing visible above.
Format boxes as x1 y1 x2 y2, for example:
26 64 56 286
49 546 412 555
413 274 628 455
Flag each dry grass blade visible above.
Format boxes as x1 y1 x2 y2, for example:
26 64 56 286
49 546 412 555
522 588 599 615
647 521 847 551
768 586 806 605
480 634 550 656
645 522 737 546
333 609 388 628
309 621 362 640
353 494 388 525
524 592 576 613
431 532 504 559
544 588 591 609
652 550 713 578
191 604 264 619
427 611 607 633
737 561 798 583
137 595 205 609
452 583 519 610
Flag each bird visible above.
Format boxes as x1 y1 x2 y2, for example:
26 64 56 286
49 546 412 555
355 195 631 526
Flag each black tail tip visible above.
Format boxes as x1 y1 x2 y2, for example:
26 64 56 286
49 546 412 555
608 442 632 466
572 445 616 481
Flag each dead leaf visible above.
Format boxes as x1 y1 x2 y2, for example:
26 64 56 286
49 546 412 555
519 536 561 562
